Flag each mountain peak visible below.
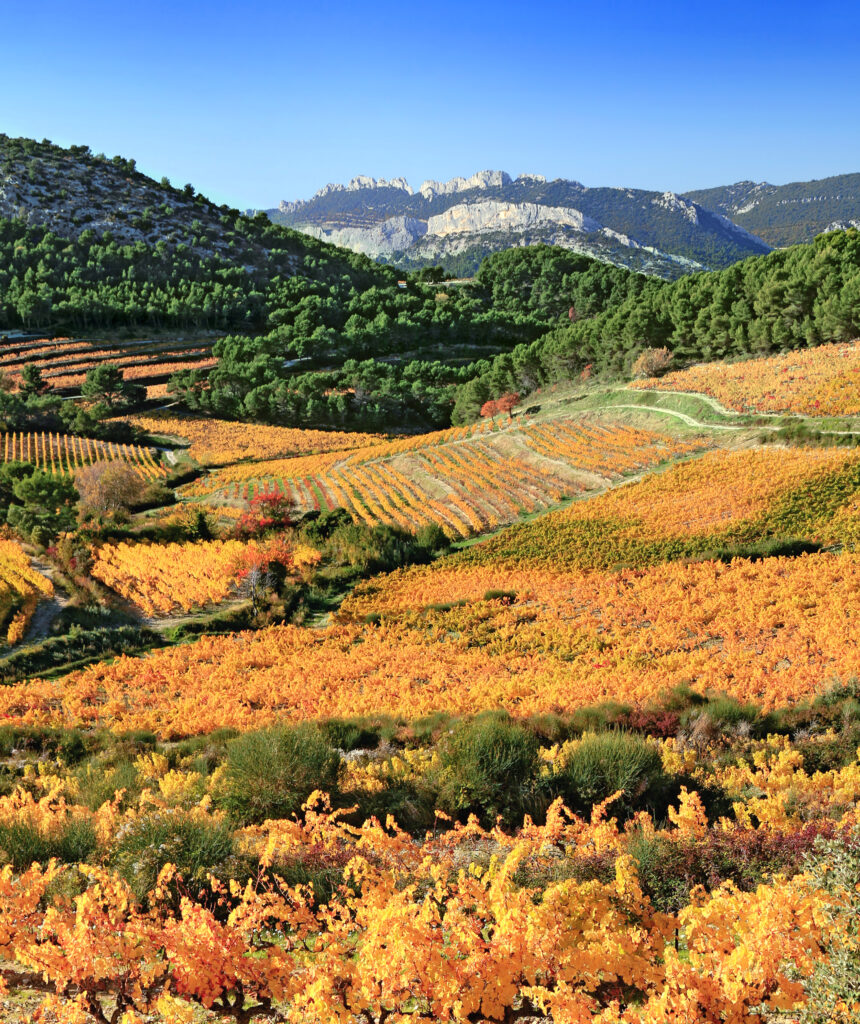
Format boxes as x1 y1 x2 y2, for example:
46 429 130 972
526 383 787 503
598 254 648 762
418 170 512 198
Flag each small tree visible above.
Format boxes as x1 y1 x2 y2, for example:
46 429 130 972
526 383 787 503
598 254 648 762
6 470 78 543
631 347 673 379
20 363 50 396
75 462 147 517
234 536 295 615
494 392 520 420
479 399 497 419
234 491 294 539
81 365 145 410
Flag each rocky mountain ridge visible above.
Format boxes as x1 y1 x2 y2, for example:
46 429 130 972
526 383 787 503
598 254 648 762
683 172 860 247
264 170 773 277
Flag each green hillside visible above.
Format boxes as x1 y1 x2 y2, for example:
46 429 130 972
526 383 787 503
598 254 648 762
685 173 860 247
454 229 860 420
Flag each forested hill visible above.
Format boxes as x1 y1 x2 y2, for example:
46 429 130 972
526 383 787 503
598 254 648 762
684 173 860 248
453 229 860 421
0 133 395 331
0 132 657 431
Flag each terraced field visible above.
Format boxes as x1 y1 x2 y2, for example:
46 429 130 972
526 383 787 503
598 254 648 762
1 430 166 479
632 339 860 416
0 334 215 393
0 538 53 646
183 416 707 536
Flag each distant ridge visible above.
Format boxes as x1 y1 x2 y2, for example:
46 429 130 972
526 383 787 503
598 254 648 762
261 169 773 278
684 172 860 247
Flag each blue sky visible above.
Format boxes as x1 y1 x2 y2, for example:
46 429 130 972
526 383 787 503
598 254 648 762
2 0 858 208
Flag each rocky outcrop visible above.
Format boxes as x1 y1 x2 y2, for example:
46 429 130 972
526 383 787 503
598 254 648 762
268 167 775 276
280 176 413 212
345 175 412 193
418 170 512 198
296 216 427 257
652 192 700 224
426 200 600 237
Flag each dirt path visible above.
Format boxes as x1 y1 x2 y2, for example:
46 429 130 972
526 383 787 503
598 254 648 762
22 557 70 643
601 404 751 431
604 401 860 436
617 385 754 418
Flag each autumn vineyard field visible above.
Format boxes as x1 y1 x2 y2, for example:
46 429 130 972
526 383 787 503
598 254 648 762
0 334 216 395
180 417 708 537
0 333 858 1023
0 539 53 645
1 430 166 478
632 339 860 416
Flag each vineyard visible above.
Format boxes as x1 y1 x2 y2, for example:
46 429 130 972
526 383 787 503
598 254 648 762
184 418 707 537
4 547 858 736
88 537 299 616
128 412 383 465
632 339 860 416
1 430 166 479
0 733 855 1024
455 445 860 569
3 130 860 1024
0 538 52 646
0 334 215 392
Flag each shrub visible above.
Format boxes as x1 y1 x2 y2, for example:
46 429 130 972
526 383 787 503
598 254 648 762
682 696 775 739
792 827 860 1022
0 816 97 870
438 711 540 825
551 730 669 817
74 759 141 811
75 462 147 516
219 724 340 824
110 809 235 901
631 347 673 378
318 717 386 752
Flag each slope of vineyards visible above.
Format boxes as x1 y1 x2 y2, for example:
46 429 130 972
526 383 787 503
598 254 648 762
0 333 217 398
177 411 711 536
0 345 858 1024
3 439 858 732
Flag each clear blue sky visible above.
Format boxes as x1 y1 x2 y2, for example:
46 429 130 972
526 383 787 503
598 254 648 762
3 0 858 208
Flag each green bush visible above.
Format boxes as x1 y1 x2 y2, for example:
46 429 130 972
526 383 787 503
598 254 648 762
0 816 97 870
74 759 140 811
551 730 669 817
318 717 389 752
682 696 775 738
438 711 540 825
219 724 341 824
566 702 630 735
792 828 860 1022
109 809 235 901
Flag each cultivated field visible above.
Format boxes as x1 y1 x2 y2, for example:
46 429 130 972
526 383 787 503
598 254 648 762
632 339 860 415
1 430 166 478
0 334 215 392
0 538 53 645
182 417 707 536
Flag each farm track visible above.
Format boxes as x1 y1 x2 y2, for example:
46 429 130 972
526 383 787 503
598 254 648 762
22 557 70 643
603 393 860 435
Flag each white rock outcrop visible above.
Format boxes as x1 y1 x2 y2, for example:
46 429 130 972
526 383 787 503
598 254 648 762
652 192 700 224
346 175 413 193
426 200 600 237
296 216 427 257
418 170 512 198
